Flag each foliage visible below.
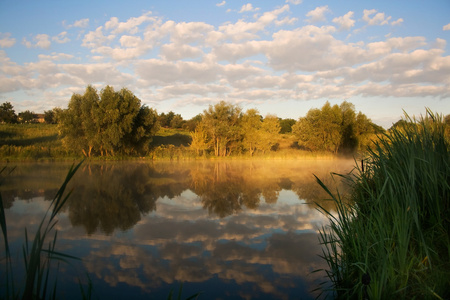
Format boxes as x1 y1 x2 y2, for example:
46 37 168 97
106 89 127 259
0 102 18 124
18 110 37 123
279 118 296 134
43 109 60 124
0 161 92 299
292 101 379 154
191 103 282 157
316 110 450 299
58 85 159 157
200 101 242 157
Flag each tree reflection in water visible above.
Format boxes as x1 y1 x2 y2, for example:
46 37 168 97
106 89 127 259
1 160 354 299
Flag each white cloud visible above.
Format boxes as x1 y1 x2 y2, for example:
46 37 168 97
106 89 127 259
82 26 115 48
160 43 203 61
218 5 290 41
391 18 403 26
52 31 70 44
362 9 391 26
239 3 259 13
105 12 155 34
305 6 330 23
22 34 51 49
216 1 226 7
0 32 16 48
38 52 74 61
443 23 450 31
332 11 355 31
285 0 302 5
72 18 89 28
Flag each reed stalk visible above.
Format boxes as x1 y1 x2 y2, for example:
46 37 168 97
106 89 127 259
316 110 449 299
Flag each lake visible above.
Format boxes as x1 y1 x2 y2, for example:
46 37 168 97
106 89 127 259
0 159 355 300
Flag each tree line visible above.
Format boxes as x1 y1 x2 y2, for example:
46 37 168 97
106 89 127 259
1 85 394 158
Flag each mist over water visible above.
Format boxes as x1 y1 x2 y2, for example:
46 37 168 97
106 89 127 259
1 160 354 299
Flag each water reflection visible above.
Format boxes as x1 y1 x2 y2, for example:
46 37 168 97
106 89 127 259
1 160 354 299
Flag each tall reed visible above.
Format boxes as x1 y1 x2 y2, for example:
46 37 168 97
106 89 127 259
316 110 449 299
0 161 90 300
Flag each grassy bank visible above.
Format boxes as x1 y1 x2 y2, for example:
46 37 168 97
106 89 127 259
0 124 341 161
316 111 449 299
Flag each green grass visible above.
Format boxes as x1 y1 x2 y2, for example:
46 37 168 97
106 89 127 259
315 110 449 299
0 124 358 161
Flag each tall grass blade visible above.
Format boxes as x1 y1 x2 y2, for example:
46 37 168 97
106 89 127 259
315 110 450 299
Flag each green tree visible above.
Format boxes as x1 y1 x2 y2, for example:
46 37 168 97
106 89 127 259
339 101 357 153
258 114 281 154
59 93 89 156
292 102 342 153
18 110 36 123
170 114 184 128
201 101 242 157
279 118 296 134
44 110 56 124
190 122 209 156
183 114 202 131
241 108 261 156
59 85 159 157
0 102 17 123
158 111 175 127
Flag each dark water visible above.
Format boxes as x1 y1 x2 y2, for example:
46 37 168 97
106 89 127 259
0 160 354 299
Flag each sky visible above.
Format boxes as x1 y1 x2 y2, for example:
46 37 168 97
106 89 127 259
0 0 449 129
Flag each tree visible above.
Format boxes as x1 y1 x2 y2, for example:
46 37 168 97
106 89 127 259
170 114 184 128
279 118 296 134
258 114 281 153
59 85 159 157
0 102 17 123
292 102 342 153
190 122 209 156
293 101 378 154
59 93 88 156
201 101 242 157
339 101 357 153
158 111 175 127
183 114 202 131
241 109 261 156
44 110 56 124
18 110 37 123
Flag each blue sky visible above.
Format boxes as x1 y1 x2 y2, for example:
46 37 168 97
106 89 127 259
1 0 449 128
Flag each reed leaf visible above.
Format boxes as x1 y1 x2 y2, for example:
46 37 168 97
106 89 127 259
316 110 450 299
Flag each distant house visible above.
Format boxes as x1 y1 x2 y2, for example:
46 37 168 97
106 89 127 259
34 114 45 123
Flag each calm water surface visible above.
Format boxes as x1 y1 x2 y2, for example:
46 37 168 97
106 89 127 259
1 160 354 299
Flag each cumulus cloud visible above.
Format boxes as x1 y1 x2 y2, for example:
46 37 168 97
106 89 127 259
2 4 450 117
82 26 115 48
305 6 331 23
38 52 74 61
0 32 16 48
285 0 302 5
105 12 155 34
22 34 51 49
218 5 290 41
391 18 404 26
332 11 355 31
216 1 226 7
66 18 89 28
52 31 70 44
239 3 259 13
363 9 391 26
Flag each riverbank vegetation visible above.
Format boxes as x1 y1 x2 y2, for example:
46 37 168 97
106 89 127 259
316 111 449 299
1 88 386 161
2 85 448 161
